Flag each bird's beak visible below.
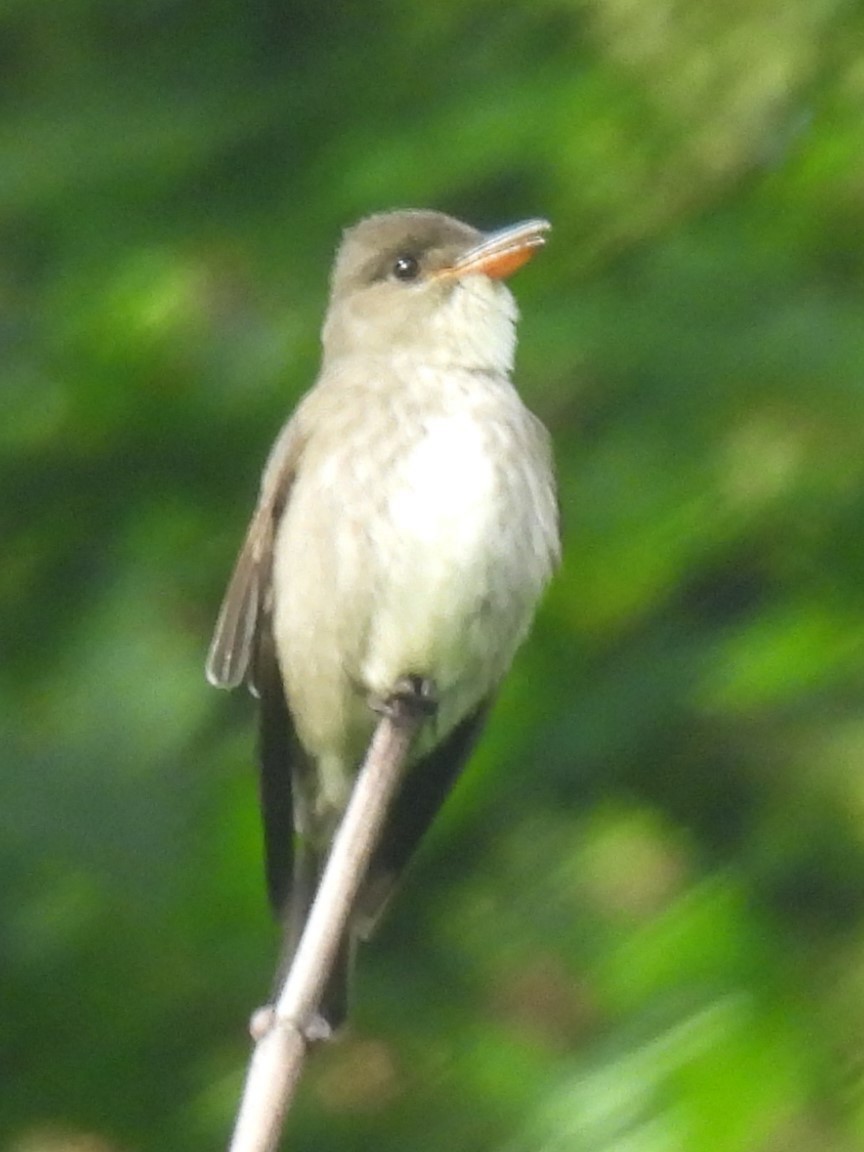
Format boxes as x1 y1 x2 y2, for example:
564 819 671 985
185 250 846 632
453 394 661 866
438 218 551 282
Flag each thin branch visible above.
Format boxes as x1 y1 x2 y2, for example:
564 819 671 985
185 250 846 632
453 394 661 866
228 706 425 1152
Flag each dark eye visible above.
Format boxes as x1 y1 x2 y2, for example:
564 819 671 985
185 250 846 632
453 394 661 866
392 254 420 281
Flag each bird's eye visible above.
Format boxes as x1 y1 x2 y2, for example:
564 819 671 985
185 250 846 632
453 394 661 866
392 254 420 281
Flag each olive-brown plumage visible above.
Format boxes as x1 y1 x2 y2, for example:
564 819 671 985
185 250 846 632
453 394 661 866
207 210 558 1027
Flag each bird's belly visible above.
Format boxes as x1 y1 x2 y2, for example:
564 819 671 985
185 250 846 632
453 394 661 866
273 410 544 761
360 415 512 710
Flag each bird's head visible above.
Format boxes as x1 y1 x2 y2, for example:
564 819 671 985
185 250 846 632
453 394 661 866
321 210 550 374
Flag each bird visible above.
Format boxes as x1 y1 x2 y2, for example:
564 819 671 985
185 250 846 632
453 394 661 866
206 209 559 1030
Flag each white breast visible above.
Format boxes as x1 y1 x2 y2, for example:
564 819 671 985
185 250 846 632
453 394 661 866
273 359 557 763
386 414 496 554
360 403 521 726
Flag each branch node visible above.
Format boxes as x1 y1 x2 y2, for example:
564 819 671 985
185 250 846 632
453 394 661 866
248 1006 280 1042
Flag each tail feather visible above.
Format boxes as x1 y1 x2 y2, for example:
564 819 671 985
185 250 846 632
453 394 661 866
257 628 490 1030
270 836 353 1032
256 635 353 1031
357 701 491 935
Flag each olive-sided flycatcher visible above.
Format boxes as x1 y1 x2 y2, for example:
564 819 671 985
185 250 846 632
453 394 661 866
207 210 559 1028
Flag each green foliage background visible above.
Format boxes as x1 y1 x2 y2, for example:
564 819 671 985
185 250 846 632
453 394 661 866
3 2 864 1149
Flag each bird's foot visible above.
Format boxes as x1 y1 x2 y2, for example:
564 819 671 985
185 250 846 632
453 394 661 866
371 675 438 723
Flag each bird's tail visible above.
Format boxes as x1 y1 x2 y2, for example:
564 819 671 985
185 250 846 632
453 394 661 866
256 642 353 1033
274 837 353 1033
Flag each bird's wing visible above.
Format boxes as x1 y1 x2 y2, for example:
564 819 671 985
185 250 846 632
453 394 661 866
355 700 493 939
205 418 302 694
204 416 303 899
205 416 327 995
257 611 351 1025
253 614 309 915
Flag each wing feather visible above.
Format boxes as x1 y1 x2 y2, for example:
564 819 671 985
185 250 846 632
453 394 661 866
205 519 268 689
205 417 302 692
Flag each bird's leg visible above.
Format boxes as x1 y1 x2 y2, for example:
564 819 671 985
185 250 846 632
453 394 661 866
371 674 438 723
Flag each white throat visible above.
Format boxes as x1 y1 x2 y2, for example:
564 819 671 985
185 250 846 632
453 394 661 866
426 276 519 375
